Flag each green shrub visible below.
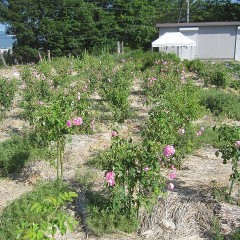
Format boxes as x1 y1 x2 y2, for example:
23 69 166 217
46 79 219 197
199 88 240 120
0 182 73 240
17 191 77 239
209 68 229 88
185 59 205 75
0 134 54 175
214 125 240 205
99 66 133 122
0 77 16 118
229 79 240 90
87 136 168 230
144 82 203 144
140 52 180 72
143 71 181 104
201 63 231 88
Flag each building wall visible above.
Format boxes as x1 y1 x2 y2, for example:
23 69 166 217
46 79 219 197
197 26 236 59
158 25 239 60
179 27 199 60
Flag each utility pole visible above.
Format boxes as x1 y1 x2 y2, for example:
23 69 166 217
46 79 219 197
186 0 190 23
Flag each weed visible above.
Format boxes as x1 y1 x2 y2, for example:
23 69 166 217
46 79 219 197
0 181 71 240
85 191 139 235
229 228 240 239
211 180 232 203
212 216 224 240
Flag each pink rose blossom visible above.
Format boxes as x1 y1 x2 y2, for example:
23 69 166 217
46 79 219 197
196 130 202 136
73 117 83 126
111 131 118 137
163 145 176 158
168 183 175 190
106 171 114 179
144 167 150 172
66 120 72 127
235 140 240 148
169 172 177 180
107 178 115 186
105 171 115 186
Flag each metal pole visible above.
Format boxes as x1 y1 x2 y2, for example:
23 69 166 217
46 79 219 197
186 0 190 23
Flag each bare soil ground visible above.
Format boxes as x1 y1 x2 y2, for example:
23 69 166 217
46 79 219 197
0 67 240 239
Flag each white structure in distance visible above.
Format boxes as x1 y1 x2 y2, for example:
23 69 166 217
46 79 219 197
152 22 240 61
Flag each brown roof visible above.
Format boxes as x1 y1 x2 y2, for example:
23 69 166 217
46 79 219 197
156 22 240 28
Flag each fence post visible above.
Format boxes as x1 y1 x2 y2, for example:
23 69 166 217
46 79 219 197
0 52 7 67
47 50 51 61
121 41 124 54
38 51 43 62
69 53 73 75
117 41 121 54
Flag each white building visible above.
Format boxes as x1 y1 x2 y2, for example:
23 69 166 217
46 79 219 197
152 22 240 61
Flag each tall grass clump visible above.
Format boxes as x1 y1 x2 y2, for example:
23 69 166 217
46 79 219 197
199 88 240 120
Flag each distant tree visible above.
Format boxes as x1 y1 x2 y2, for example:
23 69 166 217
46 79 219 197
0 0 115 62
190 0 240 22
1 0 239 62
86 0 181 50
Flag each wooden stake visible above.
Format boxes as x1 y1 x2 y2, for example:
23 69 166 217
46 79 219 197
121 41 124 54
117 41 121 54
47 50 51 61
0 52 7 67
69 53 73 75
38 51 43 62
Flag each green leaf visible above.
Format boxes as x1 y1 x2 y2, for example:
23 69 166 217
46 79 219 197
36 230 44 239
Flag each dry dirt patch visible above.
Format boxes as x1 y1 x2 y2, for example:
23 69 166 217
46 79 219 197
0 178 32 212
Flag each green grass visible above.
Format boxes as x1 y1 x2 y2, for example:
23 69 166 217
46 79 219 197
192 125 220 149
0 181 69 240
85 190 139 235
0 133 55 175
199 88 240 120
